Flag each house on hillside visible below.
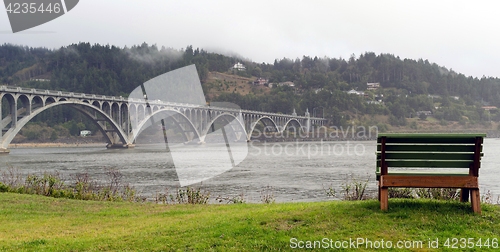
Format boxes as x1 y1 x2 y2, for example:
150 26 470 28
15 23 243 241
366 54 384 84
230 62 246 71
416 111 432 117
279 81 295 87
346 89 364 96
367 82 380 90
253 78 269 86
80 130 92 137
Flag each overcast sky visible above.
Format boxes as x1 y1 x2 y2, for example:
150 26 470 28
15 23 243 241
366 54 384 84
1 0 499 78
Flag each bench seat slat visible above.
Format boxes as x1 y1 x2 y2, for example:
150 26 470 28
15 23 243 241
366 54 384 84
377 160 472 168
380 138 477 144
377 152 475 160
377 145 482 152
375 170 470 179
378 133 486 138
380 175 478 188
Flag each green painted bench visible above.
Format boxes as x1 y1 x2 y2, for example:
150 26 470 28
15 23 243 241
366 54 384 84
376 133 486 214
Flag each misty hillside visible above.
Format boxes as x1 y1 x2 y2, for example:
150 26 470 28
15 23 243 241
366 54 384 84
1 42 500 139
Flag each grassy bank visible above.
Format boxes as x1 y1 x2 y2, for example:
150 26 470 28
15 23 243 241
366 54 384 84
1 193 499 251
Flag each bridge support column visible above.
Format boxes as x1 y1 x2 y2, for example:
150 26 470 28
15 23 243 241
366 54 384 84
0 148 10 155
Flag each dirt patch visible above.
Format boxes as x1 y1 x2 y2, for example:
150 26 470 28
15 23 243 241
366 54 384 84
205 72 270 97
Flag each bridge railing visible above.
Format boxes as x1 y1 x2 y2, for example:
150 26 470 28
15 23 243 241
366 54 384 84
0 85 327 121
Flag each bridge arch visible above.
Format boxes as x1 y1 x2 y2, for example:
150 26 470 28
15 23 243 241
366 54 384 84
45 96 56 105
283 118 304 133
0 100 129 149
201 112 246 142
247 116 279 140
130 108 201 144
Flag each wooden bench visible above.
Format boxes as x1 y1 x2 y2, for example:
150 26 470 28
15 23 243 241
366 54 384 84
376 133 485 214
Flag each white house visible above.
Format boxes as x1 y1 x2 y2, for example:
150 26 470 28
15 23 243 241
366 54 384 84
230 62 246 71
367 82 380 90
80 130 92 137
347 89 365 96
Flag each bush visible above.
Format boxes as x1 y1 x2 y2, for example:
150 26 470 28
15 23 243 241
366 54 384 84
25 131 41 140
388 188 415 199
50 131 58 141
376 123 388 133
409 121 417 130
326 175 370 201
0 165 144 202
260 186 275 204
416 188 460 201
170 186 210 204
419 113 427 120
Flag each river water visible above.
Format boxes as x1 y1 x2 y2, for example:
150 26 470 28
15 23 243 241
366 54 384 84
1 139 499 203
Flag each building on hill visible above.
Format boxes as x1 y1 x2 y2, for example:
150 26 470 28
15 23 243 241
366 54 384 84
346 89 364 96
253 78 269 86
279 81 295 87
416 111 432 117
268 81 295 88
367 82 380 90
80 130 91 137
230 62 246 71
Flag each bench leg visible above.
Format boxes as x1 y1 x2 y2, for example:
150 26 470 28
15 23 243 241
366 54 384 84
470 189 481 215
460 188 470 202
378 184 381 201
380 187 388 211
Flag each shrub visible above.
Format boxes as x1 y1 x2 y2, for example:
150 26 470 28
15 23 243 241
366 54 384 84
216 193 245 204
50 131 58 141
170 186 210 204
260 186 275 204
388 188 415 199
0 164 144 202
326 175 370 201
416 188 459 201
419 113 427 120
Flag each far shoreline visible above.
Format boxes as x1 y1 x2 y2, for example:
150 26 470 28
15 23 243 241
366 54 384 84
8 143 108 149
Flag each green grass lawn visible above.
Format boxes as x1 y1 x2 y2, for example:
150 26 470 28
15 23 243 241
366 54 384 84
1 193 499 251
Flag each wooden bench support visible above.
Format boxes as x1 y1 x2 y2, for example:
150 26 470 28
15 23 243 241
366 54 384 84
380 175 478 188
380 187 388 211
460 188 469 202
471 189 481 214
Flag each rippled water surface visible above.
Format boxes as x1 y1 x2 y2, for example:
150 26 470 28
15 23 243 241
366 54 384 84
2 139 499 203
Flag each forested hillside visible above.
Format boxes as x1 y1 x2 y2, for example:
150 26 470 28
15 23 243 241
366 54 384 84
1 42 500 141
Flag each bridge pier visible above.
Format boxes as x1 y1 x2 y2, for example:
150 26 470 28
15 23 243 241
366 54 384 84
0 148 10 155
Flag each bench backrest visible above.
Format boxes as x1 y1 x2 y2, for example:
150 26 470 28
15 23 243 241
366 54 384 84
376 133 485 178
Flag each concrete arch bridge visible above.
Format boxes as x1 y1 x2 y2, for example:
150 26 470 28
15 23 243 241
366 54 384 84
0 86 326 154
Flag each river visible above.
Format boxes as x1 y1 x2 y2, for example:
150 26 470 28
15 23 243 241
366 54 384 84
1 139 499 203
